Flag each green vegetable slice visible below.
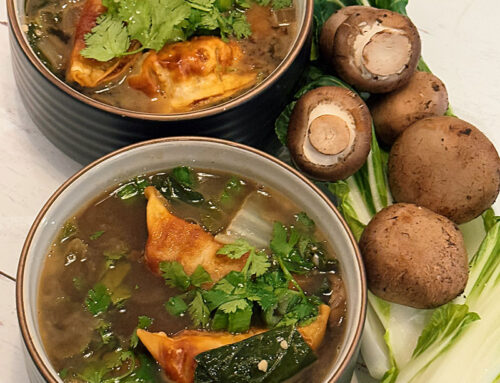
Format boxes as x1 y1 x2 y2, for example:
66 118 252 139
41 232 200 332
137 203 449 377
194 326 317 382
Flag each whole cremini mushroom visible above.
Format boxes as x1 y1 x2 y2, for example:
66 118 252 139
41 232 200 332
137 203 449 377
320 6 377 63
287 86 372 181
388 116 500 224
360 203 469 309
371 71 449 145
327 7 421 93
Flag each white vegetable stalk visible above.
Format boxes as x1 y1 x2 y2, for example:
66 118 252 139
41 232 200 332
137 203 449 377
328 129 499 383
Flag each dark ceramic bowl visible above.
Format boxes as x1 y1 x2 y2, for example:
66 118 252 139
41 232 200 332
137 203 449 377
8 0 313 164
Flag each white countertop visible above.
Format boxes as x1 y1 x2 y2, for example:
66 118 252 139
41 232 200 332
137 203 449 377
1 0 499 381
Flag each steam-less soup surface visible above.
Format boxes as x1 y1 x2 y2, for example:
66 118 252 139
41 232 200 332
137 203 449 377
38 168 347 383
24 0 297 113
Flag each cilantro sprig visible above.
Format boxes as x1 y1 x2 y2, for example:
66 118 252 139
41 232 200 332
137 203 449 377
82 0 253 62
162 222 330 333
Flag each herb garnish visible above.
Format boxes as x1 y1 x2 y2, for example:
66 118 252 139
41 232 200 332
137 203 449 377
162 217 331 333
82 0 253 62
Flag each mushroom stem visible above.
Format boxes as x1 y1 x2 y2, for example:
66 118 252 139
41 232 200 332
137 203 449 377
308 115 351 155
362 31 411 76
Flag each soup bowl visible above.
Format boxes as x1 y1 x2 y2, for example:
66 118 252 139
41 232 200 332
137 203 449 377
17 137 366 383
7 0 313 164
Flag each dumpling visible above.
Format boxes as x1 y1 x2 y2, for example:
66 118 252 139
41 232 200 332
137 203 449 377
66 0 137 87
128 36 257 113
144 186 247 281
137 304 331 383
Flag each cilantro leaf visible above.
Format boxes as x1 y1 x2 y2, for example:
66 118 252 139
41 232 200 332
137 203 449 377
85 283 112 315
165 296 189 316
190 265 212 287
295 211 315 229
231 12 252 39
160 261 191 290
81 14 130 62
119 0 191 51
219 298 249 314
246 251 271 277
217 239 253 259
130 315 154 348
189 290 211 328
171 166 196 187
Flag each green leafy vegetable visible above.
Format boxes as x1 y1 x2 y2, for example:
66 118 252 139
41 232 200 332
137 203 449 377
159 261 192 290
130 315 154 348
172 166 196 187
90 230 105 240
189 290 211 328
217 239 254 259
194 326 317 382
81 14 130 62
220 176 245 206
85 283 112 316
165 295 189 315
82 0 254 62
60 220 77 242
152 173 205 205
116 177 151 200
191 265 213 287
160 261 212 290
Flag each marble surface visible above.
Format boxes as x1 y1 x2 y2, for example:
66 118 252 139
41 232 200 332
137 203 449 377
0 0 499 381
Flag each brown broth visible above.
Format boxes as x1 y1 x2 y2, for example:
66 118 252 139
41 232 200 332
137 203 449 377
37 169 347 382
24 0 297 113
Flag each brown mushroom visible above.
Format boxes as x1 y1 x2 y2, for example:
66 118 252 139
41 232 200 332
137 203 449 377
359 203 468 309
371 71 449 145
287 86 372 181
320 6 378 64
388 116 500 224
331 8 421 93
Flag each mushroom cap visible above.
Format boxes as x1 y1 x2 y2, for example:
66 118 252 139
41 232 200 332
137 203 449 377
320 6 377 64
287 86 372 181
372 71 449 145
333 9 421 93
359 203 468 309
388 116 500 224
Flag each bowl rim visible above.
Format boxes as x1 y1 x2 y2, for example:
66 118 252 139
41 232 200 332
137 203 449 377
16 136 367 383
7 0 314 121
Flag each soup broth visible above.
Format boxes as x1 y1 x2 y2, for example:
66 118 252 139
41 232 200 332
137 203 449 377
38 168 347 383
24 0 298 113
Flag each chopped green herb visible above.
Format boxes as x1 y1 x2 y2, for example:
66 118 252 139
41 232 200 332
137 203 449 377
295 211 315 229
165 296 189 316
58 368 68 379
116 178 150 200
217 239 253 259
160 261 191 290
171 166 196 187
189 290 211 328
60 220 77 242
190 265 213 287
130 315 154 348
219 176 245 206
152 173 205 205
85 283 112 316
82 0 253 62
97 320 113 345
90 230 105 240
